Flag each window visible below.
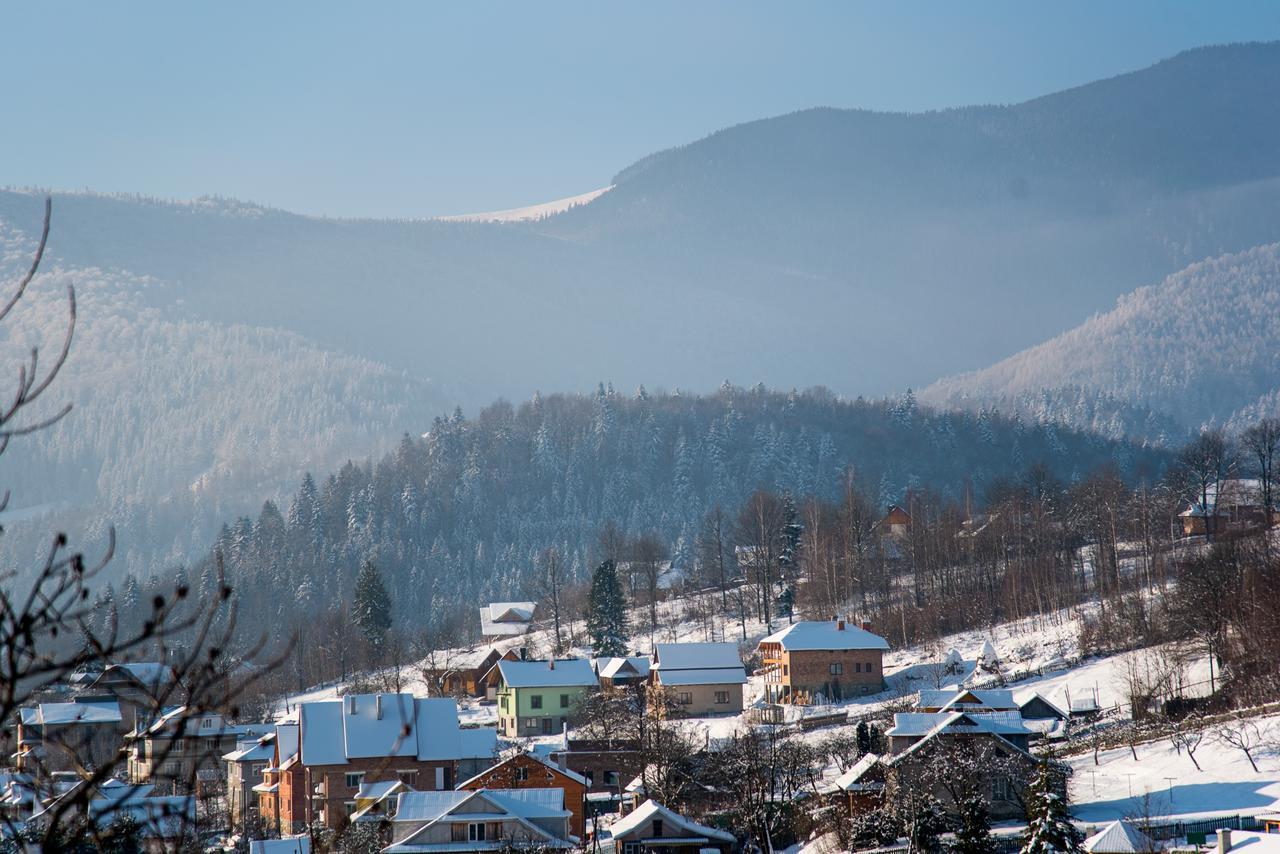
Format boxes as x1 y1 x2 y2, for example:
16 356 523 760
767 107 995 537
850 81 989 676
345 802 357 817
715 691 729 704
397 770 418 787
867 660 876 672
525 718 539 730
435 767 446 790
345 772 365 790
782 664 789 675
653 819 664 836
678 692 692 705
515 766 529 782
200 718 213 729
829 663 843 675
624 844 641 854
530 695 543 709
585 770 595 786
605 771 619 787
172 739 185 753
990 776 1015 801
468 822 488 841
560 693 570 708
252 764 266 779
542 718 554 734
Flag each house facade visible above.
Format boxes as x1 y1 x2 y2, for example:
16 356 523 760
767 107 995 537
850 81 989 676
479 602 537 642
545 737 645 796
491 660 598 738
758 619 889 704
383 789 575 853
127 707 272 795
420 647 519 698
258 694 496 834
650 643 746 715
15 697 124 775
458 752 588 838
609 799 735 854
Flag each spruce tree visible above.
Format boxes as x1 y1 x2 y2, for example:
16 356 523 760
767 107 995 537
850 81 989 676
352 559 392 648
952 795 994 854
586 559 629 657
1020 759 1081 854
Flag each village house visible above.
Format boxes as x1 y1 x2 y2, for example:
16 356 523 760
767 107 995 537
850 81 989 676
608 799 735 854
479 602 538 642
258 694 496 834
223 731 276 827
14 697 125 775
127 706 272 795
594 656 651 692
916 688 1019 714
650 643 746 715
85 662 180 732
489 659 598 738
879 710 1046 821
758 618 889 704
830 752 885 816
420 646 519 698
26 778 195 853
1082 819 1156 854
457 751 588 838
879 504 912 538
383 788 576 853
543 737 645 797
1179 478 1276 537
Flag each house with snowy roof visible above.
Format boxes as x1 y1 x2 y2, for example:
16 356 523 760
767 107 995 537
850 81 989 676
1082 819 1156 854
479 602 538 641
650 643 746 715
458 751 588 838
594 656 651 691
830 752 885 815
87 662 180 731
223 730 277 826
876 710 1053 821
1179 478 1274 538
127 706 272 795
421 645 520 699
14 696 125 774
383 788 576 853
265 694 497 833
27 778 195 848
757 618 889 704
916 688 1019 714
490 659 599 738
609 799 735 854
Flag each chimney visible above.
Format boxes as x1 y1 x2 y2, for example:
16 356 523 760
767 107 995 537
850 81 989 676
346 695 356 715
376 695 383 720
836 618 845 631
861 620 873 633
549 659 556 671
1218 830 1232 853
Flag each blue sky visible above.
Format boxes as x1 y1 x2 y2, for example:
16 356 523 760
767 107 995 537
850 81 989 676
4 2 1279 218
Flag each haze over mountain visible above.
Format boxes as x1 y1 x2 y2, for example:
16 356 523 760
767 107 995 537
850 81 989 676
3 42 1280 577
922 242 1280 438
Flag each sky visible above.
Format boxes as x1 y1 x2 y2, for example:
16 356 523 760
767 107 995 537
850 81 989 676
4 2 1280 219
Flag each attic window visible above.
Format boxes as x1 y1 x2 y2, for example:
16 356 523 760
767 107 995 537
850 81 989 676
653 819 664 836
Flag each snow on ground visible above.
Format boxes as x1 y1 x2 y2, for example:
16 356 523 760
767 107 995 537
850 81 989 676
1068 713 1280 823
436 186 612 223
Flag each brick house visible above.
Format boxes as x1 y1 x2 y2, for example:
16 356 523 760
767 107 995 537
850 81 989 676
259 694 497 834
489 660 598 738
757 618 889 704
544 737 645 797
457 752 588 838
650 643 746 715
608 799 735 854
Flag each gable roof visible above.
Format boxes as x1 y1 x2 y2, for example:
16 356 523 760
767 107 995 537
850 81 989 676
652 643 742 671
653 668 747 687
1083 820 1155 854
387 789 573 852
457 751 588 790
23 697 122 726
496 659 598 689
480 602 537 636
1014 690 1070 720
596 656 651 680
249 836 312 854
610 799 734 843
759 620 889 651
297 695 483 766
888 710 1028 738
917 688 1018 712
92 662 176 691
833 753 883 792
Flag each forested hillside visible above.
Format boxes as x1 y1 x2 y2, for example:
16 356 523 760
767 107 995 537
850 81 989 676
922 242 1280 436
181 385 1165 651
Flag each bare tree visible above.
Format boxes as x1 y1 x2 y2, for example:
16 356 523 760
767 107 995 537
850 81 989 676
628 533 670 638
1216 720 1262 773
1173 430 1236 540
1242 418 1280 520
1170 723 1205 771
0 200 284 848
533 546 566 654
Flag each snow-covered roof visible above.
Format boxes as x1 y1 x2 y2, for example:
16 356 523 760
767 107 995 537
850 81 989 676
356 779 405 801
94 662 176 689
249 836 311 854
386 789 573 852
223 733 276 763
1083 820 1154 853
833 753 882 792
1014 690 1070 720
609 799 734 843
480 602 537 637
457 751 587 790
297 695 485 766
596 656 651 680
496 659 598 689
1207 830 1280 854
653 643 742 671
759 620 889 651
24 697 122 726
917 688 1017 712
887 710 1029 738
653 667 747 687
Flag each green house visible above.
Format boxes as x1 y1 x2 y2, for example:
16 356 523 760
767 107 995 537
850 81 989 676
491 659 598 737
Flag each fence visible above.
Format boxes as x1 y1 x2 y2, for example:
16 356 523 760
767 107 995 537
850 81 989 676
1140 814 1260 842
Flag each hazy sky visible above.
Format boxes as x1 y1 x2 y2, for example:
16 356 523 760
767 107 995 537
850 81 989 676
5 2 1279 218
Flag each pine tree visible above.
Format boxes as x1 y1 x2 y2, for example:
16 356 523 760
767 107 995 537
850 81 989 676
1020 759 1081 854
586 559 629 657
352 559 393 648
856 720 872 756
952 794 994 854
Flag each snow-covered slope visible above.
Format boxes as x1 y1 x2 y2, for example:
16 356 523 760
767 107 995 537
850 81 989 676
436 186 612 223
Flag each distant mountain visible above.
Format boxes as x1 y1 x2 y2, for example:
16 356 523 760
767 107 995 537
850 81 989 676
4 42 1280 577
921 243 1280 436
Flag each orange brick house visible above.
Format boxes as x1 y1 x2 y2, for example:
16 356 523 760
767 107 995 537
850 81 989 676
758 618 889 704
457 752 588 838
